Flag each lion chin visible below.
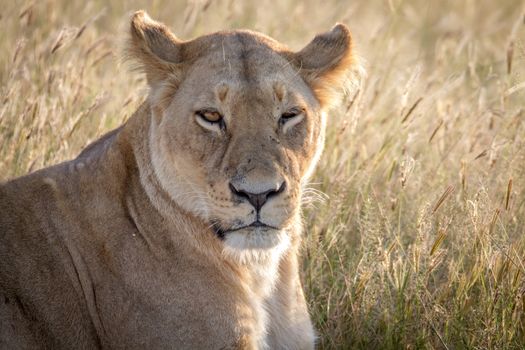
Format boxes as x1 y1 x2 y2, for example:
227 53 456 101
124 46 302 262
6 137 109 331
221 226 291 263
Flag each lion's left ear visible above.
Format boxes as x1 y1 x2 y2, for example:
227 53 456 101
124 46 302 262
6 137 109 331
287 24 355 108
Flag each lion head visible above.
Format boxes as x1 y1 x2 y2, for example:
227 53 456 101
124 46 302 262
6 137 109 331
128 11 356 258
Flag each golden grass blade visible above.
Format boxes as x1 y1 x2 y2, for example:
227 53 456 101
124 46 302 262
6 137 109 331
401 97 423 124
432 185 455 215
430 229 447 256
506 178 512 211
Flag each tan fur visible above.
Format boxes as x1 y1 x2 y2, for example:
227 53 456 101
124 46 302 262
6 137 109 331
0 11 356 349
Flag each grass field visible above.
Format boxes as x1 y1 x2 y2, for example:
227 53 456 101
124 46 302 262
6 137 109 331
1 0 525 348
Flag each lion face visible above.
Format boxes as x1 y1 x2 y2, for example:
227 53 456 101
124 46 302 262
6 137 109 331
129 12 355 254
153 50 322 252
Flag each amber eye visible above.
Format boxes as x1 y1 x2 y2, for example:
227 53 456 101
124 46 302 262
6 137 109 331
197 110 222 123
195 109 225 132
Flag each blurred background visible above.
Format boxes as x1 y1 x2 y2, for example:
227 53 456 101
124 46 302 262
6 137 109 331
1 0 524 348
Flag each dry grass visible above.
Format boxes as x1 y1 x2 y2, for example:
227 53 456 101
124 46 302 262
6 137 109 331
1 0 525 348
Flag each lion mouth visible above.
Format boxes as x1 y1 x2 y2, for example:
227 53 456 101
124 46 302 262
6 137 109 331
213 220 278 238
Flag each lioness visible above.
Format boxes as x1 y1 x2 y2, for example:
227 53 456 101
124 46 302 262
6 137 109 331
0 11 356 349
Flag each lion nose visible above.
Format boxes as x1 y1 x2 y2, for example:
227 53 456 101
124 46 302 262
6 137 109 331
229 181 286 211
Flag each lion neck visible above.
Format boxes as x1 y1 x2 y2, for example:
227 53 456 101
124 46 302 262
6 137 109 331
116 102 221 258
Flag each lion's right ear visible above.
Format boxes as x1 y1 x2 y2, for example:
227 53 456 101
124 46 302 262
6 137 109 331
127 11 184 85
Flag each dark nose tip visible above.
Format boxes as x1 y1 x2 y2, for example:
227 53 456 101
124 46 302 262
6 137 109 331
229 182 286 211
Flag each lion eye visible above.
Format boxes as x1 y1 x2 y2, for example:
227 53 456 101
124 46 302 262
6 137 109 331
198 110 222 123
279 108 304 132
280 111 298 121
195 109 225 132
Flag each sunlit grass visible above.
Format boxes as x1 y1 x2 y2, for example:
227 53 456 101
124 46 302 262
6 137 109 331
1 0 524 348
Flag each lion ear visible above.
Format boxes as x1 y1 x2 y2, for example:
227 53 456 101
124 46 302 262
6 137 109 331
127 10 184 85
290 24 355 108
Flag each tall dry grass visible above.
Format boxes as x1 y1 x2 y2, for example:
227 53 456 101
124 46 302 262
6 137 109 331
1 0 525 348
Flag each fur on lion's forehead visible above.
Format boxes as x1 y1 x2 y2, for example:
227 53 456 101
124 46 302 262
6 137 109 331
189 43 301 88
188 30 290 60
183 70 307 115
